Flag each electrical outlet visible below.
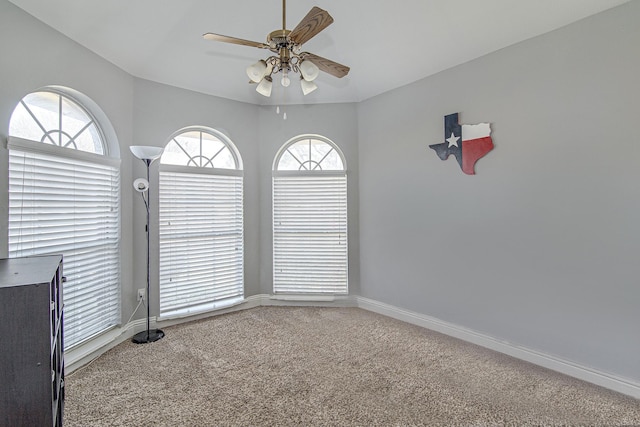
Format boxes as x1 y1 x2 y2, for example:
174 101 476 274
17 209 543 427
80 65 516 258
137 288 145 302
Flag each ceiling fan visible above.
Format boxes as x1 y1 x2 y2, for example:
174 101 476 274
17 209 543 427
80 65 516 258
203 0 350 98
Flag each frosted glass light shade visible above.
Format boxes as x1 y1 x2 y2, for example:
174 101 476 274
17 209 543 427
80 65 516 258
301 78 318 95
256 77 273 97
133 178 149 192
130 145 164 161
246 60 268 83
299 60 319 81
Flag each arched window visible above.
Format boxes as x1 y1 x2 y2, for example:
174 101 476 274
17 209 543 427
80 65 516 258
273 135 348 294
8 89 120 349
158 127 244 318
10 91 105 154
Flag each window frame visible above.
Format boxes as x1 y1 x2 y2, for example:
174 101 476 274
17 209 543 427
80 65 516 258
7 88 121 350
9 88 110 156
158 126 245 319
272 134 349 296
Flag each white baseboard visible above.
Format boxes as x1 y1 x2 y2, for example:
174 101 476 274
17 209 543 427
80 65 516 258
355 296 640 399
67 293 640 399
156 295 262 326
266 294 355 306
65 317 148 373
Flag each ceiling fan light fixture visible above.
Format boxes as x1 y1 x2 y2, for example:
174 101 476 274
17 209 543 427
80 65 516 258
256 76 273 97
247 60 268 83
299 60 319 81
204 1 349 102
300 78 318 95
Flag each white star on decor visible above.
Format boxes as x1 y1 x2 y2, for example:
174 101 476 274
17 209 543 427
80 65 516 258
446 132 460 148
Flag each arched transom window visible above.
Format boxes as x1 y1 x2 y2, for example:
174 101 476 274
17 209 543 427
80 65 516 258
273 135 348 295
9 90 105 155
8 89 120 349
161 129 240 169
158 127 244 318
275 137 344 171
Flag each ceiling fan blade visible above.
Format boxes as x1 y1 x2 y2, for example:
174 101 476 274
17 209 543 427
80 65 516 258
302 53 350 78
202 33 269 49
289 7 334 46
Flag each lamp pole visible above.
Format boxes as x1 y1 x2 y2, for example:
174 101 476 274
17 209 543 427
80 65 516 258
130 146 165 344
143 158 152 340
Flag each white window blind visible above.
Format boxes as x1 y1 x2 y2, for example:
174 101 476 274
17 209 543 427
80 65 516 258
159 168 244 318
273 174 348 294
8 137 121 348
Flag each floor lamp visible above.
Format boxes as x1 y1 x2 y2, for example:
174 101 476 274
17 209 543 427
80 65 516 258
130 145 165 344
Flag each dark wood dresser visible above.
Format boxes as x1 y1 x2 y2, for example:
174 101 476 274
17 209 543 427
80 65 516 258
0 255 64 427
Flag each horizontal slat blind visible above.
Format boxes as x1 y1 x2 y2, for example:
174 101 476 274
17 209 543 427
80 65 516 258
8 145 120 348
273 175 348 294
159 171 244 317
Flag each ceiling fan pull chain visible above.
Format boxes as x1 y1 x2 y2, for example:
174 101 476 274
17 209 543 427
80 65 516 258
282 81 287 120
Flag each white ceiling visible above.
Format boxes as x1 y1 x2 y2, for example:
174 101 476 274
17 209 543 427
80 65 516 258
8 0 630 106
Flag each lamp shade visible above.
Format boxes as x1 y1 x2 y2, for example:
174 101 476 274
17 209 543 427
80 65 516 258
130 145 164 161
256 77 273 97
133 178 150 192
301 78 318 95
246 60 268 83
299 60 319 81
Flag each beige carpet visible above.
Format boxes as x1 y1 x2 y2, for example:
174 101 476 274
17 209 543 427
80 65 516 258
65 306 640 426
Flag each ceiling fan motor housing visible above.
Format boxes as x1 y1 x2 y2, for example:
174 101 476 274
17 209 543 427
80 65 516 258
268 29 291 50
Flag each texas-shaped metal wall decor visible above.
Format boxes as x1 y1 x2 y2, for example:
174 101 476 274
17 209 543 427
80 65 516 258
429 113 494 175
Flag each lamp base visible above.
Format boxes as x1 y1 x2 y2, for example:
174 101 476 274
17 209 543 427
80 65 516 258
132 329 165 344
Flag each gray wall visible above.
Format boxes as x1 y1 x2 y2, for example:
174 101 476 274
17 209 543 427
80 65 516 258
1 0 638 386
0 0 137 320
358 1 640 382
